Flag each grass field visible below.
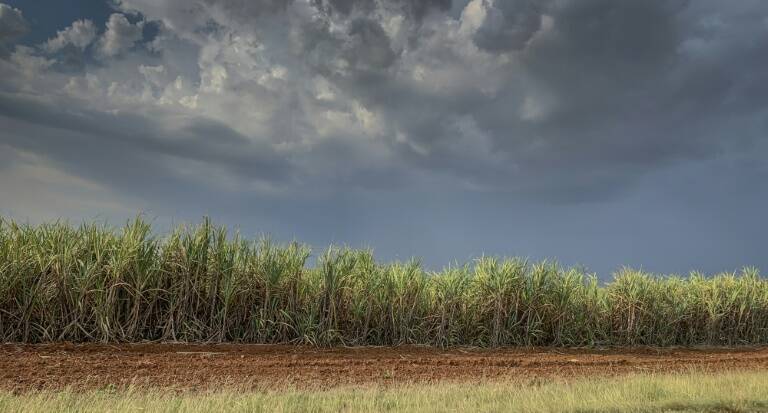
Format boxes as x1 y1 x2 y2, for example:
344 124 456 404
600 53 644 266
2 371 767 413
2 217 768 347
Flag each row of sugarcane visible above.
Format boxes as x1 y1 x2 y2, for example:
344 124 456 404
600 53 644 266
1 217 767 346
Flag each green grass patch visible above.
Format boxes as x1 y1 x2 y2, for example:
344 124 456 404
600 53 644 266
2 371 768 412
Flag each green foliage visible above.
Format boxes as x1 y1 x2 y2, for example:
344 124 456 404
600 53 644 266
1 217 767 346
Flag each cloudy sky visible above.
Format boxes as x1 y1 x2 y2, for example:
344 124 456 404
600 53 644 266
1 0 767 277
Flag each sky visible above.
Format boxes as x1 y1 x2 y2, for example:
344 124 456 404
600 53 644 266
0 0 767 278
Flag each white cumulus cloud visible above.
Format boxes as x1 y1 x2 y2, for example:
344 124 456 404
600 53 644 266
44 19 97 52
98 13 144 57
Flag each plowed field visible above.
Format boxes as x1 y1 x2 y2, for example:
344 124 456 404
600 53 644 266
3 344 767 392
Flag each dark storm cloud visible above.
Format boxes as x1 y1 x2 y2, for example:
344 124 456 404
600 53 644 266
204 0 292 14
515 0 767 157
345 0 768 200
472 0 544 52
312 0 451 21
1 0 768 276
0 93 293 192
311 0 370 16
3 0 768 201
201 0 294 25
346 18 397 69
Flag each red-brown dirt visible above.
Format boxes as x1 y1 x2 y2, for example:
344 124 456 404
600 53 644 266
2 344 768 392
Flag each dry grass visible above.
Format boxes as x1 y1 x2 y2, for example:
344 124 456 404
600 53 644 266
2 371 768 412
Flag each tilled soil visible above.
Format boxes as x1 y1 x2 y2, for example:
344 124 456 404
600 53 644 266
2 344 768 392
